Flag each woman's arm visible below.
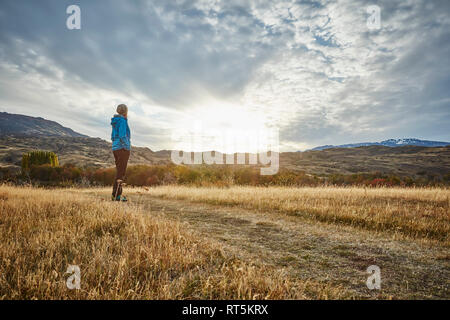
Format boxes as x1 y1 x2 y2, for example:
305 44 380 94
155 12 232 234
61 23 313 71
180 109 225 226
118 120 127 147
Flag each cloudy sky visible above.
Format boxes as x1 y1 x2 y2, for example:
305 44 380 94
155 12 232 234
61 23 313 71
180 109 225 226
0 0 449 151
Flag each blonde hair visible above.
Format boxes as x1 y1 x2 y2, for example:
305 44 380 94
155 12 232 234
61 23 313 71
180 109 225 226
116 104 128 115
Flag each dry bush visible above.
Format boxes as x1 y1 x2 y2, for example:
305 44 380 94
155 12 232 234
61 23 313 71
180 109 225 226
0 185 346 300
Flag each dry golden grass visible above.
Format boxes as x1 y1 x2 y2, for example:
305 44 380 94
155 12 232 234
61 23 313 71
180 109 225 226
0 185 348 300
140 186 450 242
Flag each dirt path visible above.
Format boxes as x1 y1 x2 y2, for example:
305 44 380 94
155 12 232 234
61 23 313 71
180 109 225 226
89 191 449 299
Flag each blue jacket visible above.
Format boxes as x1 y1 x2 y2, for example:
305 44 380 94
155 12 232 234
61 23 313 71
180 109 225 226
111 114 131 151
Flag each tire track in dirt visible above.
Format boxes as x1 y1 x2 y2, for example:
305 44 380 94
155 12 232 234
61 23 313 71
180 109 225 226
92 191 450 299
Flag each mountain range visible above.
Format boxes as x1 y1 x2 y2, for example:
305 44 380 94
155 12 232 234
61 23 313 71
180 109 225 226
309 138 450 151
0 112 449 178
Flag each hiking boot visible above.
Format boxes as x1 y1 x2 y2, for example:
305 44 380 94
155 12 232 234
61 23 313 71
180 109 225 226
112 195 127 202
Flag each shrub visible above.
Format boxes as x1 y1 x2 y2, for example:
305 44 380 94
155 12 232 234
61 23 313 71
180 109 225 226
5 159 449 187
0 167 17 182
22 151 59 173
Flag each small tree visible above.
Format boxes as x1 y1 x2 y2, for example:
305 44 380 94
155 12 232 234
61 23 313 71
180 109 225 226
22 151 59 173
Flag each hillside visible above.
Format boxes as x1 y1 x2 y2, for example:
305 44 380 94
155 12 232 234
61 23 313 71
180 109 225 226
282 145 450 178
1 135 449 180
0 135 170 169
0 112 87 137
0 112 448 178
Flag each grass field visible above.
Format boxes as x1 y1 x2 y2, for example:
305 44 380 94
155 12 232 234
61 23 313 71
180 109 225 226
0 185 449 299
139 186 450 242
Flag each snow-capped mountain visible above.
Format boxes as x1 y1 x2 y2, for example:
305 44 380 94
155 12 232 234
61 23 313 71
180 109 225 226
309 138 450 151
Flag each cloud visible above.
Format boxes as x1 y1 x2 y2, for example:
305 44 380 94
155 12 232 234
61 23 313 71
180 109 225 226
0 0 449 151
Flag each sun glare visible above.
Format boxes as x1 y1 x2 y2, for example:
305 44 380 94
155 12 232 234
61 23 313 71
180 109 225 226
171 101 276 153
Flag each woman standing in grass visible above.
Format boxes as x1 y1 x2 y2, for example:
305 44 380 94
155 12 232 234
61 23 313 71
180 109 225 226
111 104 131 201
